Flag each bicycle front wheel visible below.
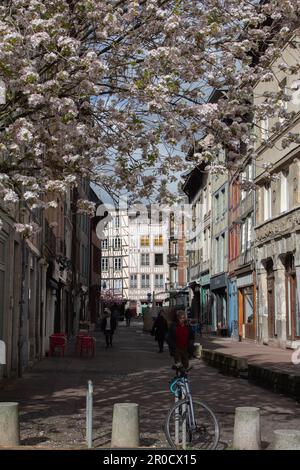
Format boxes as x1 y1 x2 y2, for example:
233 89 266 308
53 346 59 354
165 399 219 450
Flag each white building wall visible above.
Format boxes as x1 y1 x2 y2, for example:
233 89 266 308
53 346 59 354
101 208 129 301
128 213 169 315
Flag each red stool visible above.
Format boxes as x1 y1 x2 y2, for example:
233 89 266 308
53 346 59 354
49 334 67 356
79 336 95 357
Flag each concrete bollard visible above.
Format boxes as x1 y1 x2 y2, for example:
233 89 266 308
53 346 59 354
194 343 202 359
233 407 261 450
111 403 140 448
272 430 300 450
0 402 20 447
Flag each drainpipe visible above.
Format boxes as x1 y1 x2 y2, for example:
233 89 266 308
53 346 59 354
18 237 27 378
253 156 259 342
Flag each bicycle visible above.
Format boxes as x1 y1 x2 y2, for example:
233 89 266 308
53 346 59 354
164 364 219 450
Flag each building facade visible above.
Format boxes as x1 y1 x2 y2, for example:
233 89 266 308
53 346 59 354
100 207 129 311
167 206 188 311
254 35 300 348
0 180 99 379
182 163 212 326
210 148 229 333
128 208 169 315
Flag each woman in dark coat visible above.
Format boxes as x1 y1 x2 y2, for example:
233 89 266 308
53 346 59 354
101 308 117 348
151 310 168 353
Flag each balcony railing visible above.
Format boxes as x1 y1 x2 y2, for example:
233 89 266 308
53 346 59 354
167 254 179 266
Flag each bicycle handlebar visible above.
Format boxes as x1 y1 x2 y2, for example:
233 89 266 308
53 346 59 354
171 364 192 374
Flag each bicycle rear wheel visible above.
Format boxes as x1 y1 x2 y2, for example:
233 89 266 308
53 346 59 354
165 399 219 450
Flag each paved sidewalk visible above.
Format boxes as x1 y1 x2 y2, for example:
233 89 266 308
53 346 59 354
199 335 300 401
0 323 300 449
200 336 300 373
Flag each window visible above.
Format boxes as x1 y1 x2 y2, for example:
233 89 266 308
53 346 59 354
214 235 224 273
208 182 211 212
203 187 207 215
264 185 272 221
154 235 163 246
130 274 138 288
141 274 150 288
215 194 220 220
215 237 219 273
280 171 289 213
248 162 253 182
141 253 149 266
229 227 238 261
155 274 164 288
101 257 109 271
247 215 252 249
114 257 122 271
220 233 225 272
279 78 288 123
241 170 247 201
141 236 150 247
113 237 121 250
221 188 225 214
261 115 269 141
231 180 240 208
154 253 163 266
192 204 196 231
114 215 120 228
114 279 122 292
101 239 108 250
241 221 246 253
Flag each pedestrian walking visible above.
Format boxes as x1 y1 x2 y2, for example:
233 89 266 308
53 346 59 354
166 310 195 369
101 308 117 348
151 310 168 353
125 307 132 327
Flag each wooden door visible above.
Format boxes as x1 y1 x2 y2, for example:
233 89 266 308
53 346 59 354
238 289 244 338
286 272 298 340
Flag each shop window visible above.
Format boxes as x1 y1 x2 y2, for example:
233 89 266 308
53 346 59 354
243 287 254 324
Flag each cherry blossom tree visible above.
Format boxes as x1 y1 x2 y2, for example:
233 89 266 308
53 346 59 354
0 0 299 228
100 288 124 306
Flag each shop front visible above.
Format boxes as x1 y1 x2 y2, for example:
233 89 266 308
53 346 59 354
237 272 256 340
189 281 200 321
199 273 212 331
228 277 238 337
210 273 228 336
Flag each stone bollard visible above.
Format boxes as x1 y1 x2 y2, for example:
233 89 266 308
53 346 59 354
0 402 20 447
272 430 300 450
233 407 261 450
111 403 140 448
194 343 202 359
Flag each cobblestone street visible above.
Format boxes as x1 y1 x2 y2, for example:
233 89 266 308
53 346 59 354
1 321 300 449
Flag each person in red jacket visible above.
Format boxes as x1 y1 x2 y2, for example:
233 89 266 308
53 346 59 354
166 310 195 369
